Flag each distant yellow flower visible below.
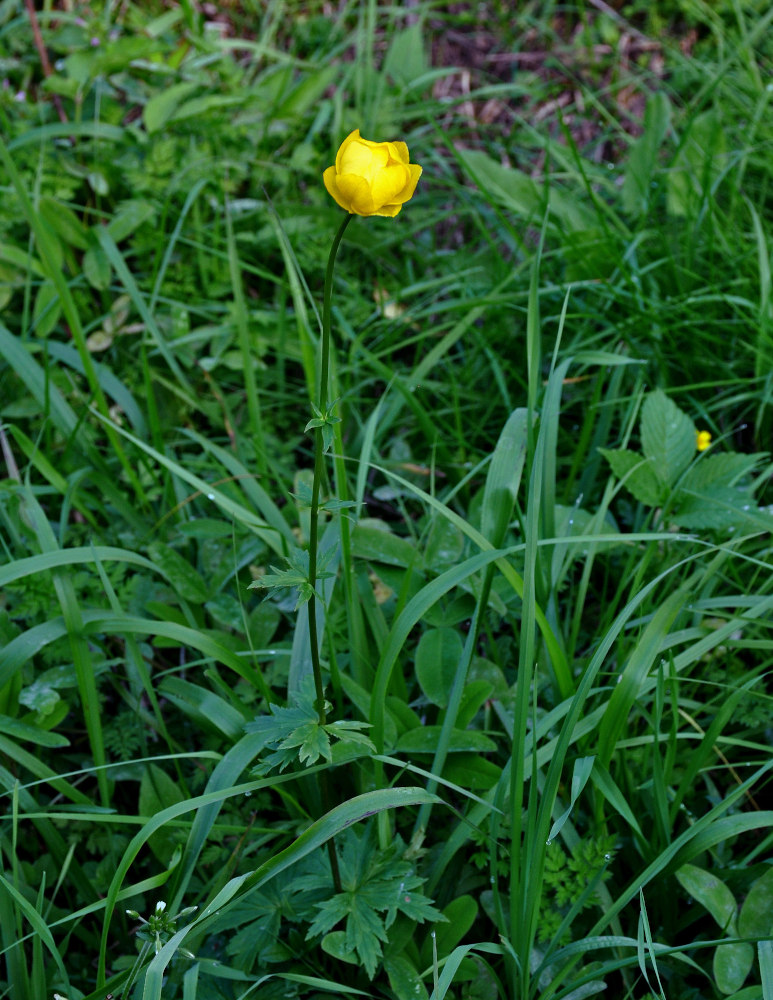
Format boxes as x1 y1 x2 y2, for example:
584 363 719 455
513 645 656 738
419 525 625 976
323 129 422 218
696 430 712 451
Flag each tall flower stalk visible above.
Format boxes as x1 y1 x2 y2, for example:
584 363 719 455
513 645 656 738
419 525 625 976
307 212 352 726
308 129 422 721
303 128 422 890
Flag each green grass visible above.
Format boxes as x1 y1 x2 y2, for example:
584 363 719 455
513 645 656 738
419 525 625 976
1 1 773 998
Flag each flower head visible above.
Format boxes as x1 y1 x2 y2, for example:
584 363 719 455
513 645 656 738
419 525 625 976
323 129 422 217
696 429 712 452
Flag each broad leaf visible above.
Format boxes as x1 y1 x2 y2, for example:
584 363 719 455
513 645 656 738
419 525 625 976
481 407 528 547
384 954 428 1000
139 764 186 864
671 485 759 530
680 452 765 491
640 389 695 486
713 942 754 995
599 447 665 506
416 627 462 708
421 894 478 966
676 864 737 933
143 80 199 133
667 109 727 217
738 865 773 938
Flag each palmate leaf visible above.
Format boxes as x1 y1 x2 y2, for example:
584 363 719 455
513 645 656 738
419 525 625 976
329 724 374 744
309 893 388 979
246 677 328 773
248 546 336 609
280 721 332 765
246 678 375 774
345 895 390 979
304 828 445 979
382 879 443 928
307 893 351 935
319 497 358 513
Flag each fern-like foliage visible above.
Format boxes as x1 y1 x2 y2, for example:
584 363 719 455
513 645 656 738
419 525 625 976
539 835 615 943
103 708 147 757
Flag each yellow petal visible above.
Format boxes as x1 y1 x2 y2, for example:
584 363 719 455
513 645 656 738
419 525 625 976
370 163 410 209
387 163 422 206
336 173 376 216
323 166 353 212
335 130 361 174
372 203 403 217
388 140 410 165
341 139 388 180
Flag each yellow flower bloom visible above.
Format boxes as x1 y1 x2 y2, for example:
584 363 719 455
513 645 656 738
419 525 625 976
696 429 712 451
323 129 422 218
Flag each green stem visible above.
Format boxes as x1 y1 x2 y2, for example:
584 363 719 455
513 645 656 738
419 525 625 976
308 212 352 893
308 213 352 721
321 217 353 408
308 437 328 724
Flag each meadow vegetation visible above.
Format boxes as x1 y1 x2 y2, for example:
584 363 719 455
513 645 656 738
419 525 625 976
1 1 772 997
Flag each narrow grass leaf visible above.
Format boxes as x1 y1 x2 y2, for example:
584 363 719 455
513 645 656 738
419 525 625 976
426 942 506 1000
596 587 689 769
90 413 287 555
481 407 528 548
0 874 70 989
590 763 644 839
0 322 78 438
95 228 195 398
547 756 595 844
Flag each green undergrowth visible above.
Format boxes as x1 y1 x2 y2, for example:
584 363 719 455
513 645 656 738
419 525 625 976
1 1 772 998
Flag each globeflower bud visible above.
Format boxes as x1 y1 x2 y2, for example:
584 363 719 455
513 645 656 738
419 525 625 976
323 129 422 217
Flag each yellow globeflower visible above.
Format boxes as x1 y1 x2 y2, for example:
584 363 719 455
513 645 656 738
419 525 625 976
323 129 422 218
696 430 712 451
